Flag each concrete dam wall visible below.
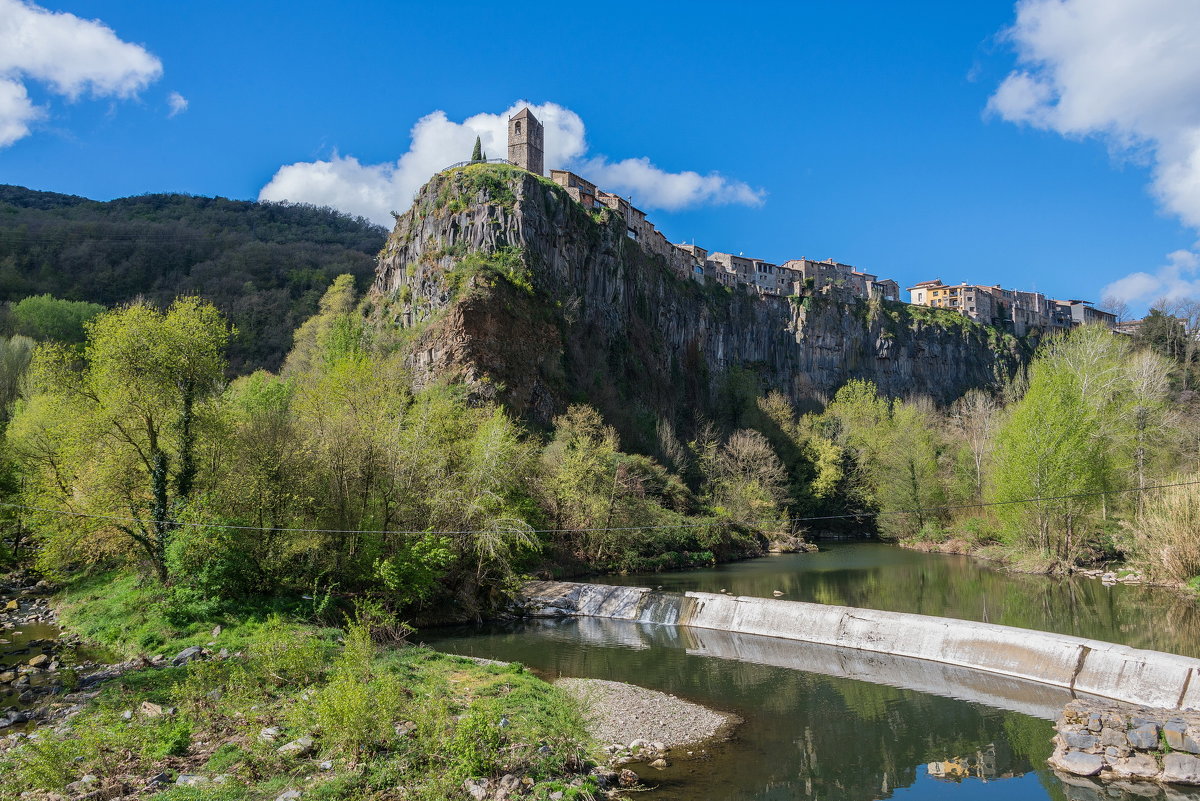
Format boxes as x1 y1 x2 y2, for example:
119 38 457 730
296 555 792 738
519 580 1200 711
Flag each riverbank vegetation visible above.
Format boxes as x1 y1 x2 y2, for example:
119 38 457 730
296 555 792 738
2 576 601 800
797 319 1200 581
0 278 774 624
1 279 1198 611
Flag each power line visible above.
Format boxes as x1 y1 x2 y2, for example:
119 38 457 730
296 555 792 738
0 479 1197 537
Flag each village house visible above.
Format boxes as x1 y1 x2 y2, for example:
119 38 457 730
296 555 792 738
907 280 1116 334
514 109 908 307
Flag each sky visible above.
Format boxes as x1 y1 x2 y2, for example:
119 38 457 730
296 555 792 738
1 0 1199 313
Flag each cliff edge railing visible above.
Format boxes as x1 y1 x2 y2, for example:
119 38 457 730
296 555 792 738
518 580 1200 711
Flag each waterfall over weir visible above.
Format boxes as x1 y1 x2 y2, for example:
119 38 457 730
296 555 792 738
519 580 1200 711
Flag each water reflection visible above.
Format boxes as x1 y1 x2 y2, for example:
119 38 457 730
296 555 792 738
428 617 1073 801
606 543 1200 658
428 542 1200 800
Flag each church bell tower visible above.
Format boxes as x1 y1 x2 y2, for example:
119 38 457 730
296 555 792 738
507 107 544 176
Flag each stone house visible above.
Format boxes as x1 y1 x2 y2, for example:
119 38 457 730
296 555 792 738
522 108 903 300
907 279 1115 334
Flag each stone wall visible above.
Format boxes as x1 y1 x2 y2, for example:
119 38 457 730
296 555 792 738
1052 700 1200 787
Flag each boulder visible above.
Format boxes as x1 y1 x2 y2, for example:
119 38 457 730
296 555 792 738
1127 723 1160 750
172 646 205 666
277 736 314 757
1100 727 1127 748
139 701 165 718
588 767 618 788
1164 721 1200 754
1062 732 1099 750
1162 753 1200 785
1108 752 1160 779
1051 749 1105 776
176 775 208 786
463 779 489 800
26 654 49 668
64 775 98 794
275 792 301 801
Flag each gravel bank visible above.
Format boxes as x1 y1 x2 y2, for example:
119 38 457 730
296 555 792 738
555 677 739 749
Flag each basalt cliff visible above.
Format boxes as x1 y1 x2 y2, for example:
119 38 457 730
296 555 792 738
370 164 1023 444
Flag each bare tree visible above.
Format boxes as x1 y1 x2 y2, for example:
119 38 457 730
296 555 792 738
1101 294 1131 324
948 389 998 499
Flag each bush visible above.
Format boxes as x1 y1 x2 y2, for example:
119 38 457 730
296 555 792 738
246 616 327 688
916 521 948 543
305 616 409 755
164 515 261 603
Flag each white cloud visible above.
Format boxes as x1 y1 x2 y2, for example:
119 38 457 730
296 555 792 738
0 77 40 147
167 91 188 118
989 0 1200 308
259 100 764 226
0 0 162 146
988 0 1200 228
1102 250 1200 306
581 156 765 211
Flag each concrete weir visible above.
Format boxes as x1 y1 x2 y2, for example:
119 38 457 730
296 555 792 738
519 580 1200 710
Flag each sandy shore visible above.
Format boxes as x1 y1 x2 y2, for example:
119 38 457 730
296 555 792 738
554 677 739 749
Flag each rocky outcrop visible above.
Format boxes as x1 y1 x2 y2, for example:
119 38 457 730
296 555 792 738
371 164 1023 438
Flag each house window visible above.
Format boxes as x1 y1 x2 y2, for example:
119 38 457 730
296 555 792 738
627 227 638 240
515 121 522 135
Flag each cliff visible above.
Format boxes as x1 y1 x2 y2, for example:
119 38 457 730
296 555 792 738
370 164 1023 443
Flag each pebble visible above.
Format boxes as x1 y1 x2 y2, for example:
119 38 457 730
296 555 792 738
555 677 738 751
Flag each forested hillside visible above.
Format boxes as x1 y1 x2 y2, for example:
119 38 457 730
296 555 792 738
0 185 386 371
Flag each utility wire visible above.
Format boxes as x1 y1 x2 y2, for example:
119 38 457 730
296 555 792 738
0 479 1196 537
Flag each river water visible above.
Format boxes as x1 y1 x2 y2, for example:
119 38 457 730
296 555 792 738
426 543 1200 801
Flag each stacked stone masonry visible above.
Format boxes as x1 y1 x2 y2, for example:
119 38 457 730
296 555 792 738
1052 700 1200 787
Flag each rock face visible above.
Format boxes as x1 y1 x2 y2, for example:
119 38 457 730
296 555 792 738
371 165 1023 439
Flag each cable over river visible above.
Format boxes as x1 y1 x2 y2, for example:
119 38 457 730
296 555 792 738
426 542 1200 801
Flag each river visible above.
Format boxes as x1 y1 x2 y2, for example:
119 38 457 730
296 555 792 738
426 542 1200 801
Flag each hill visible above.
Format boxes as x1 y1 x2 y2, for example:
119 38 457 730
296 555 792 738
0 185 387 371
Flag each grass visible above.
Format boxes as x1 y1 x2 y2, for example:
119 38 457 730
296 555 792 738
1 572 602 800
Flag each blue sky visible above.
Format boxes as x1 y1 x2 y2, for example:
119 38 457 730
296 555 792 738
2 0 1199 312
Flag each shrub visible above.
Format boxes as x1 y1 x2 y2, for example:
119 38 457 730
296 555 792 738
163 514 261 604
305 617 409 755
247 615 327 688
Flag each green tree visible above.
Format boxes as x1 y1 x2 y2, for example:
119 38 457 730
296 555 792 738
11 298 231 581
9 294 105 344
471 136 483 163
989 358 1104 559
874 401 946 539
0 335 34 420
283 273 361 374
